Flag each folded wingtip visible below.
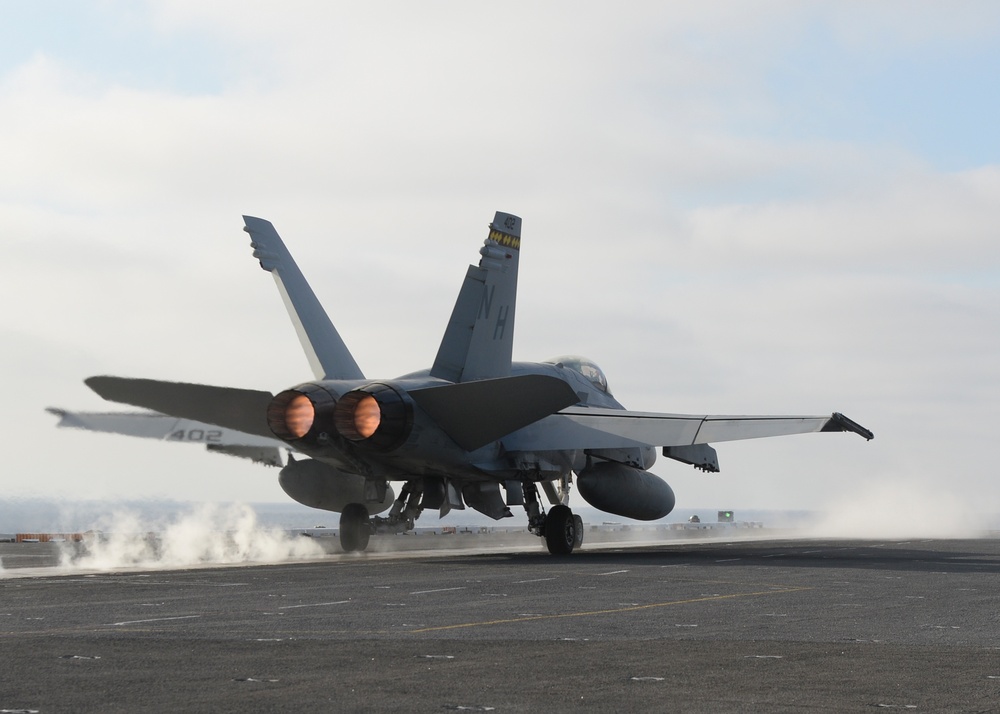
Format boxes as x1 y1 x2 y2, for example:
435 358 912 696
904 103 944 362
825 412 875 441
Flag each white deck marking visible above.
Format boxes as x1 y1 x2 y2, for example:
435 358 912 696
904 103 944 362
109 615 201 626
281 600 351 609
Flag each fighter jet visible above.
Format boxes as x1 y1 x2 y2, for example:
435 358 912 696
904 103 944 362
69 212 873 554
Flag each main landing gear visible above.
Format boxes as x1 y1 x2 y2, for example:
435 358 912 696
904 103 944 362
339 503 371 553
338 479 584 556
523 481 584 555
339 482 423 553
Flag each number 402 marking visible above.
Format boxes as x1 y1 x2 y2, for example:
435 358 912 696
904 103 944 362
168 429 223 443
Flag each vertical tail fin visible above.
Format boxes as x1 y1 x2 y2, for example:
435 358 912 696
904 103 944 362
242 216 365 381
431 212 521 382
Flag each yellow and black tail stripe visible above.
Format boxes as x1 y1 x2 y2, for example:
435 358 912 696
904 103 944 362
488 229 521 250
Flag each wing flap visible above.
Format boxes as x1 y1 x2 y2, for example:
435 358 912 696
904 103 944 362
85 376 275 440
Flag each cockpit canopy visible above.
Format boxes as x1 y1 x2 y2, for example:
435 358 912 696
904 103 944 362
545 355 611 395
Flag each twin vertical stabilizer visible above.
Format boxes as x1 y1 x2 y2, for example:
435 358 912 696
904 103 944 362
242 216 365 381
243 212 519 385
431 212 521 383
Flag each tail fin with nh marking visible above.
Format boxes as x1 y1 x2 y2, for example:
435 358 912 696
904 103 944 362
430 212 521 383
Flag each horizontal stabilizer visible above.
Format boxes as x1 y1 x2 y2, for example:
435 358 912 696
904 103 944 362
409 374 579 452
85 377 275 440
504 408 874 452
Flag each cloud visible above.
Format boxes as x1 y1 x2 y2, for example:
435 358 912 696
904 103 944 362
1 2 998 516
685 167 1000 272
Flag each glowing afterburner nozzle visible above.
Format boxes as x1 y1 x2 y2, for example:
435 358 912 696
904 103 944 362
333 383 412 451
352 395 380 438
285 394 315 438
266 385 336 442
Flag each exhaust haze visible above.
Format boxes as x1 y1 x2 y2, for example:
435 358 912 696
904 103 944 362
805 477 988 539
60 503 325 571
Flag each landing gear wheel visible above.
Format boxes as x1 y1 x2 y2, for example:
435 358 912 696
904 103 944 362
573 514 584 549
544 504 576 555
340 503 371 553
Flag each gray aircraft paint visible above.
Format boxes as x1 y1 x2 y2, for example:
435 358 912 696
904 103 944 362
59 212 872 554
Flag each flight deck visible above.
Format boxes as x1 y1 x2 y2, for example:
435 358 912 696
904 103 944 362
2 536 999 712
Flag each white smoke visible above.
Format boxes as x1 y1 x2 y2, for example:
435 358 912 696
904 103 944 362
806 475 989 539
61 503 325 570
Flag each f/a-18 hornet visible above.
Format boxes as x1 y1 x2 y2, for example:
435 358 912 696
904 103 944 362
72 212 873 554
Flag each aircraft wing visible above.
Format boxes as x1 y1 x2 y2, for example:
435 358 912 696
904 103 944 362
46 407 287 466
502 407 874 452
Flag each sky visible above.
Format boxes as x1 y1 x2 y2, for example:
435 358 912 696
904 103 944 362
2 1 999 525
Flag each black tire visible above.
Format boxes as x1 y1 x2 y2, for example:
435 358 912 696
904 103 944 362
544 504 576 555
340 503 371 552
573 514 584 549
